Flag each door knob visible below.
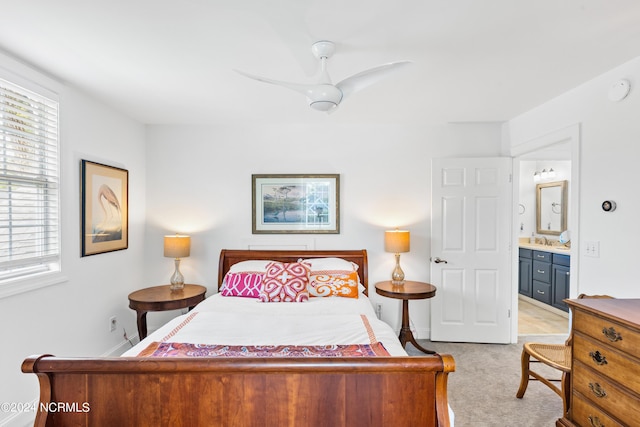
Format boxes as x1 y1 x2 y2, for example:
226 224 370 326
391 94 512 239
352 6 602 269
432 257 448 264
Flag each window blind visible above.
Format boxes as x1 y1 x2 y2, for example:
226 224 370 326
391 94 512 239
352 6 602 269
0 78 60 280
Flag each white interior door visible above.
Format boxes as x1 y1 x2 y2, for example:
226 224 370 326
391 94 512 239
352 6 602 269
430 157 512 344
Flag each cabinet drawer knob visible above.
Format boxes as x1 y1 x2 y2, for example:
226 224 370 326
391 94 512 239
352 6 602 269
536 290 545 295
537 269 545 274
602 327 623 343
588 415 605 427
589 350 608 366
589 382 607 398
565 271 570 276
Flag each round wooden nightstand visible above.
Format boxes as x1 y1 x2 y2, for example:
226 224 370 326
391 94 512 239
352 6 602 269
375 280 437 354
128 284 207 339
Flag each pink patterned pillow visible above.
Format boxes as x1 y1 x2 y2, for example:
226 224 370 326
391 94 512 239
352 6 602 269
259 261 310 302
221 272 264 298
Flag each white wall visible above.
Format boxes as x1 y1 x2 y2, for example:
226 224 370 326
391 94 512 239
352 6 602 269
143 123 503 336
0 53 146 426
506 56 640 297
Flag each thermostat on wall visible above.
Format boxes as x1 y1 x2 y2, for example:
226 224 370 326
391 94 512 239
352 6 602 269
602 200 617 212
608 79 631 102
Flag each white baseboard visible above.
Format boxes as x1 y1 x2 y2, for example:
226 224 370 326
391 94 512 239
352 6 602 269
0 407 35 427
413 327 431 340
102 336 139 357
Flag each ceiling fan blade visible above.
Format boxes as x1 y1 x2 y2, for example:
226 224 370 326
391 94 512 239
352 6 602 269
335 60 412 99
234 69 314 97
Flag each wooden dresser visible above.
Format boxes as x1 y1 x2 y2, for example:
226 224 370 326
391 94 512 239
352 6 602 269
557 298 640 427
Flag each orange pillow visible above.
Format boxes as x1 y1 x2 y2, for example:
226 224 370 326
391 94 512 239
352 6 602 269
309 271 359 298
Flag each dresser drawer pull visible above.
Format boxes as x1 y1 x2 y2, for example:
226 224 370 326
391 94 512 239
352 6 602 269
588 382 607 398
588 415 604 427
537 269 545 274
536 290 545 295
589 350 608 366
602 327 623 343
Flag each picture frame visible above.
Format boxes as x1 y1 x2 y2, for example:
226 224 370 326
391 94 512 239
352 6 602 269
252 174 340 234
81 160 129 256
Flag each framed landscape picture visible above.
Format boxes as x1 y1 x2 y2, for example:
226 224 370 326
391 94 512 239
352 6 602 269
252 174 340 234
81 160 129 256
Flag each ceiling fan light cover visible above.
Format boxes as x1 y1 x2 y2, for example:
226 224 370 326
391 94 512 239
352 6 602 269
306 84 343 111
310 101 338 112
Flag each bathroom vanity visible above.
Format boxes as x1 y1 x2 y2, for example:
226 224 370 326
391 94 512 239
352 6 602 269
519 243 570 312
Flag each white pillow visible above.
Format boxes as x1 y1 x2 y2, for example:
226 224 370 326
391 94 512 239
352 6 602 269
300 257 359 272
228 260 273 273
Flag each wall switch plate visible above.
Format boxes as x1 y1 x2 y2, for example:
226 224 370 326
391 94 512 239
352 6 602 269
375 303 382 319
584 241 600 258
109 316 117 332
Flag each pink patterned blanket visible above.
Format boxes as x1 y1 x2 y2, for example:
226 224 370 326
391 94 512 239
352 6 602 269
138 342 390 357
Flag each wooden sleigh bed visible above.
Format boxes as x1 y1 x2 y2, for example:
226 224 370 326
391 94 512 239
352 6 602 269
23 249 455 427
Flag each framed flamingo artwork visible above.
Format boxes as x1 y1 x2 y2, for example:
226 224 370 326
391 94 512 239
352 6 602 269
81 160 129 256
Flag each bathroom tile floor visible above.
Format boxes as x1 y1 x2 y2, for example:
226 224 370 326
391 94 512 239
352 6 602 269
518 299 569 335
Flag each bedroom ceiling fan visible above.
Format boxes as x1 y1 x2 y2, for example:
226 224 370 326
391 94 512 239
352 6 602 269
235 41 412 113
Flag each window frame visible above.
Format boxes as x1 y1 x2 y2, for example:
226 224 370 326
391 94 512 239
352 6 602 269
0 60 67 298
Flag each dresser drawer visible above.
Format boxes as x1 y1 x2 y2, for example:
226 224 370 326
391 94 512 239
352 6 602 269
573 360 640 426
574 308 640 355
519 248 532 258
532 280 551 304
532 250 551 262
532 260 551 283
553 253 570 266
573 332 640 396
570 392 625 427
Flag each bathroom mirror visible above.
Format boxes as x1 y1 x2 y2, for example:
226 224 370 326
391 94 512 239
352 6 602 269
536 180 567 235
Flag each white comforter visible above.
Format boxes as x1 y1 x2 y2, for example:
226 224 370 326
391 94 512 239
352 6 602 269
122 292 408 357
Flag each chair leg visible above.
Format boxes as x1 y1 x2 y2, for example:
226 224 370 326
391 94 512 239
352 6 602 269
516 349 531 398
561 371 570 415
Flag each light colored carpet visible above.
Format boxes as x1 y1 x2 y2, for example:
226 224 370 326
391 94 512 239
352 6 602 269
408 335 568 427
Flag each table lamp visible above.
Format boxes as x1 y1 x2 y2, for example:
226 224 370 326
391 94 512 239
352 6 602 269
384 229 410 285
164 234 191 291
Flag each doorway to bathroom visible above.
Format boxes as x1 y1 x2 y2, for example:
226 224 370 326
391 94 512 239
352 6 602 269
511 124 579 338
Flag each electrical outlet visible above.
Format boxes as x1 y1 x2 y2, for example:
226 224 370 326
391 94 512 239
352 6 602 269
375 303 382 319
109 316 117 332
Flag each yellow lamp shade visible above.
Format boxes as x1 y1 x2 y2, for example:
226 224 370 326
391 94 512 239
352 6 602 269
384 230 410 253
164 235 191 258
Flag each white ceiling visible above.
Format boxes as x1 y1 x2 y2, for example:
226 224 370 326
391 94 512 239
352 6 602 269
2 0 640 125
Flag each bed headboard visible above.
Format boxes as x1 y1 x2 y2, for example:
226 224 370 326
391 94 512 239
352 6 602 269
218 249 369 293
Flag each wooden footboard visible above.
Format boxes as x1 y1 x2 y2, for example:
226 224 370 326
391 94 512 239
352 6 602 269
23 354 455 427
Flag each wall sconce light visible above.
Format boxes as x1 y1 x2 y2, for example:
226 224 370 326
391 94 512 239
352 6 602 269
384 229 410 285
164 234 191 291
533 168 555 182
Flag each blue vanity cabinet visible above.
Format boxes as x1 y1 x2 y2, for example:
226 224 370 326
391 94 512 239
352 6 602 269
519 247 570 312
551 254 570 312
532 250 552 305
518 248 533 297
